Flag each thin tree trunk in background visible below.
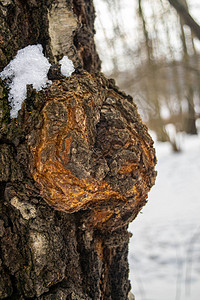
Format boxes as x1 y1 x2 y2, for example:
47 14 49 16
190 28 200 112
138 0 168 142
168 0 200 40
186 87 197 134
179 0 197 135
160 0 184 131
0 1 156 299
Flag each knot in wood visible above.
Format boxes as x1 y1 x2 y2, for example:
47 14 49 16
29 72 156 229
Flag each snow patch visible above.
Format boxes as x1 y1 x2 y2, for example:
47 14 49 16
129 133 200 300
59 56 75 77
0 44 75 119
0 44 51 118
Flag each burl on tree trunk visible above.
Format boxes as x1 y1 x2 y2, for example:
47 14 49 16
0 1 156 299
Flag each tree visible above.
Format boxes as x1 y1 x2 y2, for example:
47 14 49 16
0 1 156 299
178 0 197 134
95 0 200 146
138 0 169 142
168 0 200 40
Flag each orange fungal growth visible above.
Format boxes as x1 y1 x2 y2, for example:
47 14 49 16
29 73 156 229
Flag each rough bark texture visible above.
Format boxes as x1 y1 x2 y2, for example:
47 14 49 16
0 0 100 72
0 1 156 299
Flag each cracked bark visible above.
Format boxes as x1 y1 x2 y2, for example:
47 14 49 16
0 0 156 299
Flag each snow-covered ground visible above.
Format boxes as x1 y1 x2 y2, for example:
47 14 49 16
129 133 200 300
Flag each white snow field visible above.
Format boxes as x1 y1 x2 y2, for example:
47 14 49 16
129 133 200 300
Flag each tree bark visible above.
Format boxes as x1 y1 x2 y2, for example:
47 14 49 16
0 1 156 299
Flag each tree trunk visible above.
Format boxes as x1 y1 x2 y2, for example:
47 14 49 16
0 1 156 299
168 0 200 40
138 0 168 142
179 1 197 135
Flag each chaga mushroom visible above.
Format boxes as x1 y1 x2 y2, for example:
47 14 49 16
28 71 156 230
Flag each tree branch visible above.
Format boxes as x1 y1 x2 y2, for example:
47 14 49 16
168 0 200 40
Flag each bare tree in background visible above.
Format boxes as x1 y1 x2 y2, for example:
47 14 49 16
178 0 197 134
138 0 168 142
94 0 200 147
168 0 200 40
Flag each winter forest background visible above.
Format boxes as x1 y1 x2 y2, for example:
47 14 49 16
94 0 200 299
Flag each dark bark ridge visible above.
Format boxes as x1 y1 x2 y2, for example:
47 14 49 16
72 0 101 72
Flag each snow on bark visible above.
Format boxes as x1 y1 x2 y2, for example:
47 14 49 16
59 56 75 77
0 45 51 118
0 45 74 118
